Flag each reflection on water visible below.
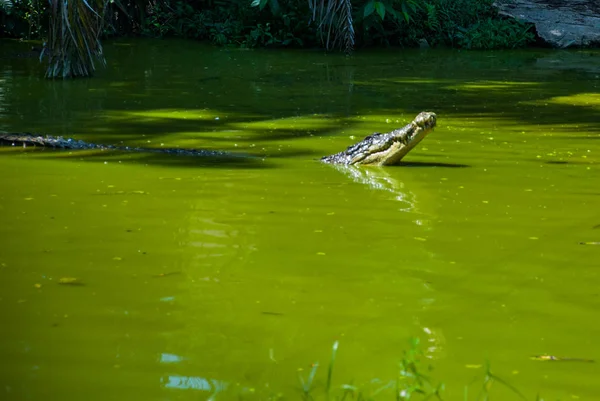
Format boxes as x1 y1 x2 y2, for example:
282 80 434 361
422 326 446 360
327 164 436 231
163 375 228 392
159 354 233 394
0 66 10 128
183 205 257 276
159 353 185 364
187 217 244 267
329 165 420 212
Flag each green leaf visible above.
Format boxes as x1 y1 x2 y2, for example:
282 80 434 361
401 2 411 22
406 0 418 12
268 0 280 15
364 0 375 18
384 3 399 20
374 1 385 20
250 0 260 7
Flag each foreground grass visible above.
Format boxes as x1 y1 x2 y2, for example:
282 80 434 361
206 338 561 401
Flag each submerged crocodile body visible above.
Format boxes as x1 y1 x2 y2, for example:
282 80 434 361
0 111 437 165
0 133 231 158
320 111 437 166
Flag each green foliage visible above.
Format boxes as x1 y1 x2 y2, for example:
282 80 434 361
294 339 446 400
357 0 421 47
287 338 540 400
307 0 354 52
362 0 420 23
410 0 535 48
140 0 307 47
245 22 303 48
1 0 47 38
423 2 440 32
251 0 280 16
455 17 535 49
1 0 536 51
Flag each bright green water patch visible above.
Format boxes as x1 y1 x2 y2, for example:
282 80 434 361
1 40 600 400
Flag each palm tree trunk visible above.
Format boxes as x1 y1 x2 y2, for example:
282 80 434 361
45 0 107 79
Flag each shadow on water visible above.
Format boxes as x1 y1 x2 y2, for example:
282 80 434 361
570 135 600 140
396 161 471 168
543 159 598 165
0 39 599 170
0 144 322 169
39 150 272 169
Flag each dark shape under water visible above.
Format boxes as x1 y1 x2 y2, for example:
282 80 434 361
0 133 233 158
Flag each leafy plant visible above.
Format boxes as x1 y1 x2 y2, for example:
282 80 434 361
423 2 440 32
1 0 47 38
245 22 302 48
304 0 355 53
455 17 535 49
290 338 542 401
1 0 538 57
251 0 280 17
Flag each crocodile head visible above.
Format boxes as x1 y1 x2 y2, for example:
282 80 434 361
357 111 437 166
321 111 437 166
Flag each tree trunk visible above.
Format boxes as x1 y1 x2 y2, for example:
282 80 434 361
45 0 107 79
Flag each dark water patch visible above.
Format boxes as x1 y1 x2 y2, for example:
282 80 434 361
32 149 270 169
397 161 471 168
570 135 600 140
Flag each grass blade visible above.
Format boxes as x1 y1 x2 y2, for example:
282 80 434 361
326 341 339 398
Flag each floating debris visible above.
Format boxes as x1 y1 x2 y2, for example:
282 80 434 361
153 271 182 278
261 311 284 316
58 277 84 286
530 355 594 362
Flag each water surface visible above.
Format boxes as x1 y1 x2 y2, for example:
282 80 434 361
1 40 599 400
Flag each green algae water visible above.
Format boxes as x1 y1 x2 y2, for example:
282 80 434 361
1 39 599 400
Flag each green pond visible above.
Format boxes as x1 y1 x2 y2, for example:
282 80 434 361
1 39 599 400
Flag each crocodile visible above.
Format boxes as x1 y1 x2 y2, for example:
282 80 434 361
0 111 437 164
320 111 437 166
0 133 232 158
